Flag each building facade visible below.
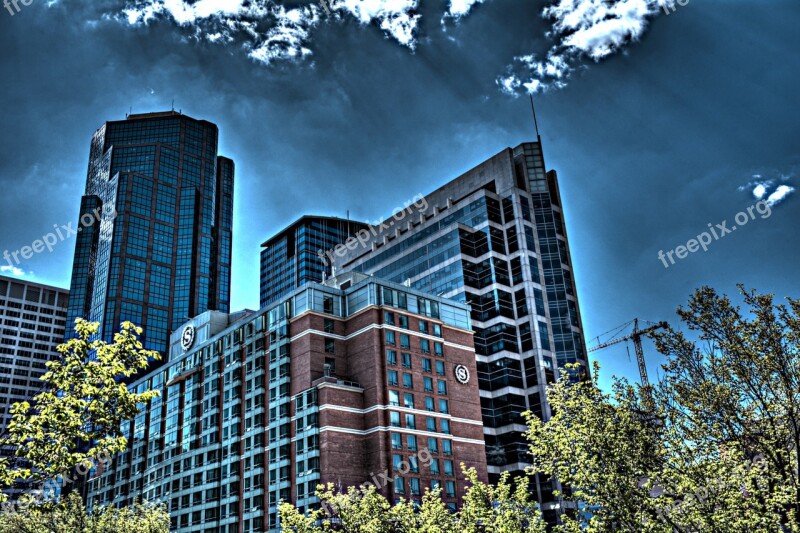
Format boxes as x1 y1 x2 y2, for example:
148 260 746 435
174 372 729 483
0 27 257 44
259 216 368 308
0 275 69 500
86 274 485 532
336 141 588 522
65 111 234 359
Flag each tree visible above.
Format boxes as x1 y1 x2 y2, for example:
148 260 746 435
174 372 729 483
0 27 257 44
526 285 800 532
278 467 547 532
0 491 169 533
0 319 160 498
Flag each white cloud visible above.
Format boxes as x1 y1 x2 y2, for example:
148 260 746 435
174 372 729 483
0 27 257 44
442 0 485 21
0 265 30 277
739 173 796 207
498 0 670 94
118 0 420 65
765 184 796 206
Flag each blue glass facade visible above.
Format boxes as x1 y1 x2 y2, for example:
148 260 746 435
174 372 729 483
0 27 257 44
259 216 368 308
65 111 234 360
338 141 588 522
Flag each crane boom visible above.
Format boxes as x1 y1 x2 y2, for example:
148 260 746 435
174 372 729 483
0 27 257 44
587 319 668 387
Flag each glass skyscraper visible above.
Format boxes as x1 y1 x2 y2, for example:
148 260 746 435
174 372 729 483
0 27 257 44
65 111 234 359
259 216 368 308
337 140 588 523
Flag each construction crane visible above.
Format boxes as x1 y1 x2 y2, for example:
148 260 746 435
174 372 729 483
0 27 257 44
587 319 668 387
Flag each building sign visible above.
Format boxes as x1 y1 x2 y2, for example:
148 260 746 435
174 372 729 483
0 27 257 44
454 364 470 385
181 324 196 351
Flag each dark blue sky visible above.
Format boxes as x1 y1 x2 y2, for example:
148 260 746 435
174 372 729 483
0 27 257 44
1 0 797 389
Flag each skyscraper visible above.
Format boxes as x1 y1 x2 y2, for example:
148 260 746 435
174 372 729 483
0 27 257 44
336 140 588 523
0 275 69 501
259 216 368 308
65 111 234 359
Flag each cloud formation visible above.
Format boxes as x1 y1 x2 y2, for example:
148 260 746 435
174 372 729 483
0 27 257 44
119 0 420 65
498 0 669 94
739 173 797 207
0 265 30 277
115 0 669 92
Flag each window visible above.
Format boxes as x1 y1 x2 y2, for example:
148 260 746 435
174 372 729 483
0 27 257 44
325 339 335 354
403 373 413 389
410 478 421 496
393 454 403 470
437 380 447 395
388 370 399 386
391 432 402 450
440 419 451 434
426 417 436 432
385 330 396 346
409 456 419 473
425 397 435 412
403 393 414 409
435 361 445 376
324 318 335 333
402 353 412 369
445 480 456 498
389 390 400 406
324 357 336 374
433 324 442 337
442 440 452 455
428 438 439 454
420 339 430 354
439 399 449 414
386 350 397 366
407 434 417 451
430 459 440 475
394 477 404 494
434 342 444 357
404 414 416 429
424 377 433 393
398 315 408 329
444 460 454 476
419 321 429 334
384 311 395 325
390 412 401 427
400 334 411 349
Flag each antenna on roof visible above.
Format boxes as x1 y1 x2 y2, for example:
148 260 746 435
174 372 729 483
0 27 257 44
529 94 541 139
171 99 175 111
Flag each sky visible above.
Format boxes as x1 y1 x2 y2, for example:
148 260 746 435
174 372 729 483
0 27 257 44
0 0 798 389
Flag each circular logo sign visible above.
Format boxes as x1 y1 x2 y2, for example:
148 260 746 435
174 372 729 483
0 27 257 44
454 364 470 385
181 325 196 351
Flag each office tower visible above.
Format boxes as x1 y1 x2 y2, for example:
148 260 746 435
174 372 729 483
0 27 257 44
0 275 69 500
337 141 588 523
260 216 369 308
85 273 486 533
65 111 234 359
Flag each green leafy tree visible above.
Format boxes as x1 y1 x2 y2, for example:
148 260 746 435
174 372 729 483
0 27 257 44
0 319 160 497
0 491 169 533
526 285 800 533
278 467 546 532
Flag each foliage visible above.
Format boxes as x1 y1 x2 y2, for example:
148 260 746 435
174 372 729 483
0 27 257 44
0 319 160 501
0 491 169 533
278 467 547 532
526 285 800 532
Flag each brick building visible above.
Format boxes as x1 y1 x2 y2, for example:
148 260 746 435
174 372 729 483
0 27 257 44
85 272 486 532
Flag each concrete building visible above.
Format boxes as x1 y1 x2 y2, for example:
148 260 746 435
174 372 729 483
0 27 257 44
85 273 486 532
0 275 69 500
335 140 588 522
65 111 234 361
